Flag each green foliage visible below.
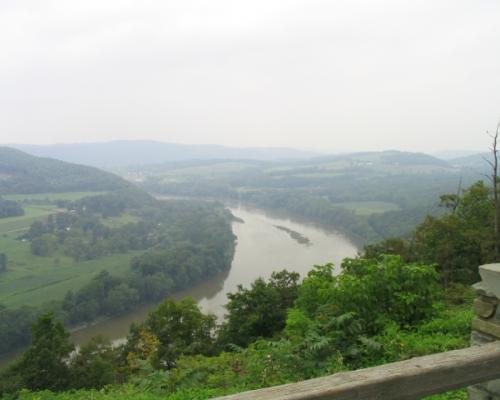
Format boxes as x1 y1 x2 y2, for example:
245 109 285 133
414 182 494 285
126 298 216 369
10 312 74 393
69 337 118 389
362 309 472 365
0 196 235 356
0 197 24 218
219 270 300 347
139 150 473 243
0 316 119 396
74 188 156 217
15 386 235 400
0 147 129 195
426 389 467 400
366 181 498 285
241 191 381 243
0 304 37 355
2 258 473 400
363 237 415 262
164 339 330 393
0 253 7 272
282 257 440 370
62 270 133 323
294 256 439 334
30 233 58 256
0 169 485 399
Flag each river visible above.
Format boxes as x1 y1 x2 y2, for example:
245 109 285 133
0 205 358 366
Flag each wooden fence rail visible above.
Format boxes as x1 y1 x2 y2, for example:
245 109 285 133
214 342 500 400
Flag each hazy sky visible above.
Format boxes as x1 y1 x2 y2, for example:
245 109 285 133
1 0 499 153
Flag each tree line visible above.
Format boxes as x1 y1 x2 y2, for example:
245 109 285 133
0 197 24 218
1 180 492 399
0 190 235 355
0 147 130 195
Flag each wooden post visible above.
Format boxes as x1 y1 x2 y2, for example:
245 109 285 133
468 263 500 399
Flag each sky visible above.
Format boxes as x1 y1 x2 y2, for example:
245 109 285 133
0 0 499 153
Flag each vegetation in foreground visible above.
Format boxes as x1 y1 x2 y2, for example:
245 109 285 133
0 188 235 356
0 256 473 399
1 178 496 399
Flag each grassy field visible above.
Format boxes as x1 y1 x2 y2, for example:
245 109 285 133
334 201 401 216
102 213 140 228
3 191 103 202
0 232 139 307
0 191 138 308
0 205 59 234
0 191 106 234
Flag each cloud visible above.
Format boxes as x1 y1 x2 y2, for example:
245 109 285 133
0 0 499 152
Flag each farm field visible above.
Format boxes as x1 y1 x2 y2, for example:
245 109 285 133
0 232 139 307
102 213 140 228
0 191 139 307
333 201 401 216
0 205 59 234
3 191 103 202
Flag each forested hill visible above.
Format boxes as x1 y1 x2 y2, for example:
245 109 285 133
0 147 130 194
305 150 453 170
137 150 479 243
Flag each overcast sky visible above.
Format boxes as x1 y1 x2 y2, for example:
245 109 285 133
0 0 499 153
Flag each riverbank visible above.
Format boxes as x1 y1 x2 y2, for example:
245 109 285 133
0 205 358 368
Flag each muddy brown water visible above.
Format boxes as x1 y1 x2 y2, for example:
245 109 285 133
0 206 358 367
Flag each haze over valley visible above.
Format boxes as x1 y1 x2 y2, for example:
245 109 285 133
1 1 500 399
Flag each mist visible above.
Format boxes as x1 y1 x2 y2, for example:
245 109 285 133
1 0 499 152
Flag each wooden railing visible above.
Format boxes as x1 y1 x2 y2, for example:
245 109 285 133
214 342 500 400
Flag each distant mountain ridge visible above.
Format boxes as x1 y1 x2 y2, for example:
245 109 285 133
305 150 453 170
0 147 130 194
10 141 320 168
447 152 491 170
432 150 482 160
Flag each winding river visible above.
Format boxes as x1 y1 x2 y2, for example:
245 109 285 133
0 206 358 366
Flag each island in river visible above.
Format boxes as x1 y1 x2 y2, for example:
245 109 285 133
0 205 358 367
274 225 311 245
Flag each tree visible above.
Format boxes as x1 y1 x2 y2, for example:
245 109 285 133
439 176 462 214
129 297 216 368
291 256 439 336
363 237 415 262
0 253 7 272
219 270 300 347
484 121 500 258
18 312 74 391
0 197 24 218
30 233 58 257
69 336 117 389
103 283 139 315
414 182 493 285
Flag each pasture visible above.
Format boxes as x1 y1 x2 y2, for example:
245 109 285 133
0 190 136 307
0 205 58 234
3 191 103 202
0 232 138 307
334 201 401 216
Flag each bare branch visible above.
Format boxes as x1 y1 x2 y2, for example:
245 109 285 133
482 173 493 182
482 155 495 169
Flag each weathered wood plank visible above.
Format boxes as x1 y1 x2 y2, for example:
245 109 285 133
213 342 500 400
473 298 497 319
473 317 500 338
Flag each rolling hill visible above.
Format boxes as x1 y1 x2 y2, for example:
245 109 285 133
11 141 320 168
448 152 491 170
0 147 130 194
